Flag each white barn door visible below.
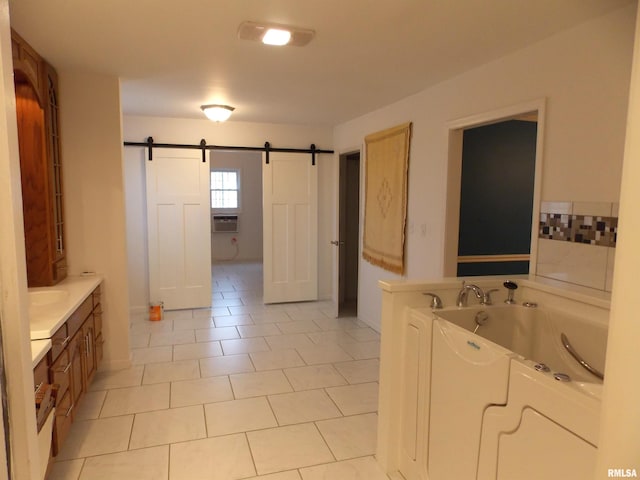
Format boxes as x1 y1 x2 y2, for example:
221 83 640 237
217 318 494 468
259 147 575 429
146 149 212 310
263 152 318 303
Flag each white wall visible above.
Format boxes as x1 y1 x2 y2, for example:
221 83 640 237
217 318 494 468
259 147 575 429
0 1 40 476
210 150 262 262
123 116 334 311
59 70 131 370
334 5 636 331
597 5 640 475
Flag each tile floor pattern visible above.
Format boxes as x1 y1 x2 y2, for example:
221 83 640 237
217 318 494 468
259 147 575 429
50 263 389 480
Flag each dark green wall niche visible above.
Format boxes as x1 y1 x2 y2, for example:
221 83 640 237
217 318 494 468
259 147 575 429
457 120 537 277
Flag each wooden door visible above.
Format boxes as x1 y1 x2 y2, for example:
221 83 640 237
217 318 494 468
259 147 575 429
146 149 212 309
263 152 318 303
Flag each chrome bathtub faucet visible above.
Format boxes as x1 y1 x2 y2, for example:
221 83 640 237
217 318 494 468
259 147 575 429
423 292 443 309
482 288 499 305
456 282 484 307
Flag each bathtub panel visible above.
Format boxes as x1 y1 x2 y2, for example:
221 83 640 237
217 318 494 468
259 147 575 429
428 319 510 480
496 407 596 480
397 309 431 480
477 360 600 480
400 323 420 461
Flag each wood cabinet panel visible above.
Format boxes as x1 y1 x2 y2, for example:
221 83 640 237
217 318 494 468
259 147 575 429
11 29 42 102
33 356 49 392
50 323 69 363
82 317 97 386
67 295 93 339
33 356 54 433
12 28 67 287
49 349 71 402
51 389 73 457
47 284 104 455
69 330 84 409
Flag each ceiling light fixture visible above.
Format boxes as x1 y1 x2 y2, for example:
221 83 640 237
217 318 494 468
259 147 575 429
200 104 235 122
238 21 315 47
262 28 291 46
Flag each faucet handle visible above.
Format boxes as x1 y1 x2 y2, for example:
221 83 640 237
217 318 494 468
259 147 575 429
423 292 443 309
482 289 499 305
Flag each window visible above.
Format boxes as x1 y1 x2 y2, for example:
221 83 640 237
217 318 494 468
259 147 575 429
211 169 240 210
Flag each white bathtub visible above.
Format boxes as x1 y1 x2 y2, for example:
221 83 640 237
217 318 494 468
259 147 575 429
427 304 606 480
434 303 607 387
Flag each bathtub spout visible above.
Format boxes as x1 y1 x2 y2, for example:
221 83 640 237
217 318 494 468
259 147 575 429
456 283 484 307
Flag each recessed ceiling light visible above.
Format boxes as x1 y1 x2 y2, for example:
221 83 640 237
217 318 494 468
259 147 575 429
238 21 315 47
200 104 234 122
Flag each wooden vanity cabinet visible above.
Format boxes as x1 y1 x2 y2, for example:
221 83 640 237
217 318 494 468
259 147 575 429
50 285 104 456
11 29 67 287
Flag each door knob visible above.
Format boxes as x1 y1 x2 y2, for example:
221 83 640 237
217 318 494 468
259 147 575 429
330 240 345 246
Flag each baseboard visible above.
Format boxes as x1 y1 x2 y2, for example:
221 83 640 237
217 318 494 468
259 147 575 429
99 355 132 372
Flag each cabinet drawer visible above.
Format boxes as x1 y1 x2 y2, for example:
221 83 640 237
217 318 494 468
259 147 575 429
50 324 69 363
67 295 93 338
51 388 73 457
33 356 48 391
49 349 71 401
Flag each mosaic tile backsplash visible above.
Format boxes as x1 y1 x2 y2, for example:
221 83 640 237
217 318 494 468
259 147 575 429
539 213 618 247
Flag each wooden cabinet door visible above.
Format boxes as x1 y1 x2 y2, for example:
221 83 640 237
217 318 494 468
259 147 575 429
42 62 66 278
93 306 104 364
51 389 73 456
69 331 84 408
82 316 97 385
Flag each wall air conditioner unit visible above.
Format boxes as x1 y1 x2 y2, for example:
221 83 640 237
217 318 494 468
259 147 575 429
212 214 239 233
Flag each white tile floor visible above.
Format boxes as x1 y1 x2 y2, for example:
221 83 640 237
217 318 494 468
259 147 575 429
50 262 389 480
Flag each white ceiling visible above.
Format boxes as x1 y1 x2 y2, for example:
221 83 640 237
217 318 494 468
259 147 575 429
7 0 635 126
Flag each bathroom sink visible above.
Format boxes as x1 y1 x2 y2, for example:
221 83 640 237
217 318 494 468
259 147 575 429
28 289 69 306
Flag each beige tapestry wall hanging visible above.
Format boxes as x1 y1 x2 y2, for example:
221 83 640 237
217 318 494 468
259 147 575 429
363 122 412 274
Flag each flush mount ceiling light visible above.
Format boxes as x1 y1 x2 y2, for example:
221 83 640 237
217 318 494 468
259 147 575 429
200 104 235 122
238 21 315 47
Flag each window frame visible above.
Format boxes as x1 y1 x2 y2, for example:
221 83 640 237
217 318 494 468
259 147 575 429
210 168 241 213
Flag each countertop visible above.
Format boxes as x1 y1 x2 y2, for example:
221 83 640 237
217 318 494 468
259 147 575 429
29 274 103 340
30 339 51 368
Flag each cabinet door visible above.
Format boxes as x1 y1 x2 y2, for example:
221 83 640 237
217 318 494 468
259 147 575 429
51 389 73 456
82 316 97 385
42 62 67 280
13 31 67 286
92 285 103 364
94 308 104 365
69 331 84 408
